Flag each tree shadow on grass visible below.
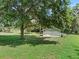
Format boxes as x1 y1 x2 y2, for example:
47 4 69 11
74 48 79 56
0 35 58 47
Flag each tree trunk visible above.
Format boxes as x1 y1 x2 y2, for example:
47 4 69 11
20 23 24 39
40 26 43 36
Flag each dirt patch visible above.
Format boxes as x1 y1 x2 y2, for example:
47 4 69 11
0 56 14 59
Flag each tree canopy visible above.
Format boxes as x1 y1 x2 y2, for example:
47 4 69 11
0 0 73 38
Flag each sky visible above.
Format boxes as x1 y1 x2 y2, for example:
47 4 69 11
70 0 79 7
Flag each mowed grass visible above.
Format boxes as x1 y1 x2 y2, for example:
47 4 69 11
0 35 79 59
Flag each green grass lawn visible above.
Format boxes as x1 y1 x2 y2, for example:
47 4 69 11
0 35 79 59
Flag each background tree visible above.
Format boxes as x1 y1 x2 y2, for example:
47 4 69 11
71 3 79 34
30 0 71 35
